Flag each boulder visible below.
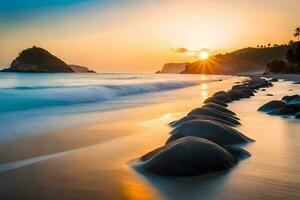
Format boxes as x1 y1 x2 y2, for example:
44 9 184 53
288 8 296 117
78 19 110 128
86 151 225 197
203 102 236 116
270 78 279 82
226 91 240 100
203 97 228 107
138 137 250 176
228 89 251 98
213 94 233 103
167 119 253 146
268 104 300 115
282 95 300 104
258 100 287 113
188 107 240 122
170 114 238 128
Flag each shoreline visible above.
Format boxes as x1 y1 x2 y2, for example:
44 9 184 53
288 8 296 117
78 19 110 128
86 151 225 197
0 74 299 199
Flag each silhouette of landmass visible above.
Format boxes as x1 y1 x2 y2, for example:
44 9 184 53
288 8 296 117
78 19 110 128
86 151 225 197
159 43 299 74
1 47 95 73
69 65 96 73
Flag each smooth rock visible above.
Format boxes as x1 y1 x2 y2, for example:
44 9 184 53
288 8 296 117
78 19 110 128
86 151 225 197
258 100 287 113
188 107 240 122
282 95 300 104
203 102 236 116
167 119 253 146
170 114 238 128
204 97 228 107
138 137 249 176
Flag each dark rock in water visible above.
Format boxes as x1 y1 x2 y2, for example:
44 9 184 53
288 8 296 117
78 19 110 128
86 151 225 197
188 107 240 122
204 97 228 107
282 95 300 104
247 78 272 89
226 91 240 100
232 84 248 90
269 104 300 115
293 82 300 85
239 88 255 96
169 114 238 128
270 78 278 82
258 100 287 113
1 46 74 73
224 146 251 160
213 91 227 97
138 137 249 176
167 119 253 146
213 94 233 103
203 102 236 116
295 112 300 118
229 89 251 98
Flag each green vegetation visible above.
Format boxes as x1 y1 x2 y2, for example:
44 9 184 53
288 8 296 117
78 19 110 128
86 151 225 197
266 27 300 73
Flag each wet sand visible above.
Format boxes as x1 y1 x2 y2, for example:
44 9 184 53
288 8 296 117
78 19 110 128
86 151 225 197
0 76 300 200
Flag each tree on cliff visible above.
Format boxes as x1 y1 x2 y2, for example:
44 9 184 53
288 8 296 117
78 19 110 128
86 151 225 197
294 27 300 44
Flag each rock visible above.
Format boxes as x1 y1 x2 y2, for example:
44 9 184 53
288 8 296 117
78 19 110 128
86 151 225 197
188 107 240 122
238 88 255 96
231 84 248 90
270 78 278 82
247 78 272 89
261 89 266 91
213 94 233 103
138 137 249 176
213 91 227 96
282 95 300 104
203 102 236 116
69 65 96 73
1 46 74 73
203 97 228 107
226 91 240 100
167 119 253 146
258 100 287 112
225 146 251 160
158 63 189 74
269 104 300 115
212 92 234 103
228 89 251 98
169 114 238 128
266 94 274 96
295 112 300 118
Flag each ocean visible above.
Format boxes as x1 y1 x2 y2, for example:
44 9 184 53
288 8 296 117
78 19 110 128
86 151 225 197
0 72 226 142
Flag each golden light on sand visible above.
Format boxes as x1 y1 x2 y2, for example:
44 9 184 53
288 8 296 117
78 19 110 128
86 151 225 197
199 51 209 60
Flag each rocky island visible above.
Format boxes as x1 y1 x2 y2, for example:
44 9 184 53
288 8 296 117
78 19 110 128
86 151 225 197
1 46 95 73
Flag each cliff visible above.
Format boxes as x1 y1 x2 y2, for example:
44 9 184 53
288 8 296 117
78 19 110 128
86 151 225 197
69 65 96 73
157 62 189 74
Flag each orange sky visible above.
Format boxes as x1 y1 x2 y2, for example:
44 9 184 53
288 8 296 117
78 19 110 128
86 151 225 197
0 0 299 72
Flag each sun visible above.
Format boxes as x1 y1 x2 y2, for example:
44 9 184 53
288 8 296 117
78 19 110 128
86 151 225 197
199 51 209 60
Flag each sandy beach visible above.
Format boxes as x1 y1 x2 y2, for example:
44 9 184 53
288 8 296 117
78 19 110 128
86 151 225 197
0 74 299 200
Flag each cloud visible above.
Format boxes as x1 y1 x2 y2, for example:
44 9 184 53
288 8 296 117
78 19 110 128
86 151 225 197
172 47 189 53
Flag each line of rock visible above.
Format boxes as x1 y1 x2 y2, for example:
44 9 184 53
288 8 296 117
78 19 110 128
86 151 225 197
134 77 273 177
258 94 300 118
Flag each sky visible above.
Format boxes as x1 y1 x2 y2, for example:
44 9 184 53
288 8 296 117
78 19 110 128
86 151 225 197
0 0 299 72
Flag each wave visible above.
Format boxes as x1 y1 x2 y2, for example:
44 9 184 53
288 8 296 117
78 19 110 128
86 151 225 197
0 80 203 112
